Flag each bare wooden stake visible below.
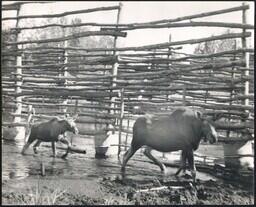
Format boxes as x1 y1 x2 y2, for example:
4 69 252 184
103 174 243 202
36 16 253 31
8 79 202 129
62 28 68 115
118 88 124 157
241 2 250 111
110 2 123 134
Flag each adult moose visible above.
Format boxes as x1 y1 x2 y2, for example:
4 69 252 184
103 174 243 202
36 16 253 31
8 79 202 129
121 107 218 183
21 114 79 159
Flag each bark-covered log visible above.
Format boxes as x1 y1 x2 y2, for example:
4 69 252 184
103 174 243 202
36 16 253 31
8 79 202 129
2 5 120 21
10 101 117 111
3 30 126 45
4 32 249 51
214 121 254 130
2 1 55 10
119 48 253 63
186 101 254 111
4 56 117 69
102 21 254 31
3 90 119 99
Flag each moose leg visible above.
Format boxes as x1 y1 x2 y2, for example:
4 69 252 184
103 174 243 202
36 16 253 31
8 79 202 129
121 146 139 172
21 142 32 155
21 135 36 155
187 150 196 183
144 147 166 173
33 140 41 154
59 137 71 159
51 142 56 157
175 150 187 176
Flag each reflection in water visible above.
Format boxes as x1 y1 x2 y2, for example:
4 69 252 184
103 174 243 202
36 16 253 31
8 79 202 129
2 138 220 182
2 151 30 180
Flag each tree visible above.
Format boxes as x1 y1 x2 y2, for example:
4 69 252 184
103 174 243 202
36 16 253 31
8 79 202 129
98 36 114 49
194 29 236 54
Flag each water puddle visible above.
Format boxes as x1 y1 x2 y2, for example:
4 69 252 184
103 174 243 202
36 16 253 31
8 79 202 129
2 138 220 183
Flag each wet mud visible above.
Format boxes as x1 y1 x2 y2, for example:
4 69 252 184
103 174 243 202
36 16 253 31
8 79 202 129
2 139 254 205
100 175 254 205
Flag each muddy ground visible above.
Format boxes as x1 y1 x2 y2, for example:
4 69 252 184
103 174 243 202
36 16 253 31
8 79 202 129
2 139 254 205
2 173 254 205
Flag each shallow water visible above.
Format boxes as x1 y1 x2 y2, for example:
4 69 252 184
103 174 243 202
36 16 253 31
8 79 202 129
2 137 221 182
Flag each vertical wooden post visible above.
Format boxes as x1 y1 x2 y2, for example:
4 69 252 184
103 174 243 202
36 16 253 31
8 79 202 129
118 88 124 157
227 40 237 139
110 2 122 130
95 3 123 158
73 99 78 115
223 2 253 170
62 27 68 114
163 34 172 159
111 3 122 156
70 99 78 145
182 86 187 106
41 161 45 176
14 5 24 140
125 119 130 151
166 34 172 99
110 3 122 118
241 2 250 110
205 57 213 104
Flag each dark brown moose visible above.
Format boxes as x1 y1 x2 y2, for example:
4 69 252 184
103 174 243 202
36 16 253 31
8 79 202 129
121 108 218 183
21 115 79 159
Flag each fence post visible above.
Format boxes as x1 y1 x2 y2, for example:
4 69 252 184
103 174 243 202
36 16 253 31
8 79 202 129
118 88 124 157
110 2 122 149
223 2 253 170
94 3 123 158
125 111 130 151
110 2 122 115
241 2 250 110
62 27 68 114
13 5 24 140
70 99 78 145
182 85 187 106
162 33 172 159
227 39 237 139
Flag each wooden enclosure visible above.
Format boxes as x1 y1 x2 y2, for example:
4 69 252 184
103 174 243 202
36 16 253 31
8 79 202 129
2 2 254 160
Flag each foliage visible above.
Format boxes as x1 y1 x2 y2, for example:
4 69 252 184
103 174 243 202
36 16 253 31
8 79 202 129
194 30 236 54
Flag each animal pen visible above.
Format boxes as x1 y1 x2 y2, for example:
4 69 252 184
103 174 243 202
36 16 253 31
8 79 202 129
2 1 254 173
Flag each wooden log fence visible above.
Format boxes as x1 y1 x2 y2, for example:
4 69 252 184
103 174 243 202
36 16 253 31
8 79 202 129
2 2 254 152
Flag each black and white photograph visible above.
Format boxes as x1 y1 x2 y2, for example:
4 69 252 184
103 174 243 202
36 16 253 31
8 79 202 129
2 1 254 205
